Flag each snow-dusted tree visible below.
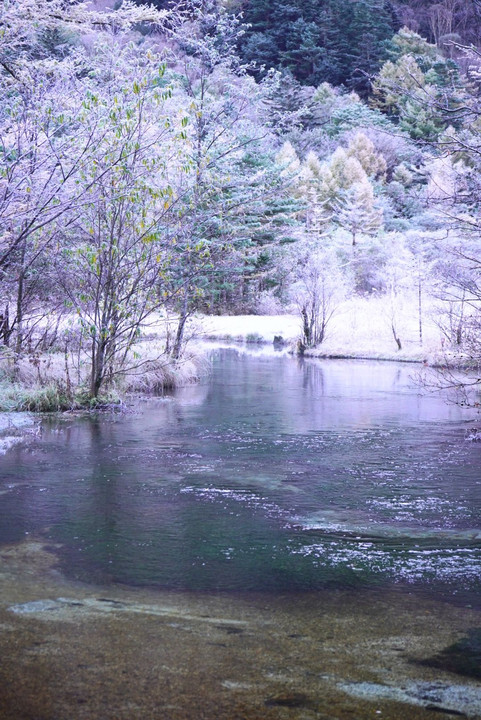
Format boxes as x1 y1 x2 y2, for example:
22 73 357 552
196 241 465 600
410 249 433 346
291 247 347 351
431 236 481 349
295 151 331 233
372 54 426 115
334 181 383 246
0 0 178 364
381 236 421 351
328 147 367 194
0 62 112 357
0 0 173 83
276 141 301 177
55 48 187 399
345 131 387 180
165 5 285 355
420 55 481 364
309 147 383 245
371 27 465 141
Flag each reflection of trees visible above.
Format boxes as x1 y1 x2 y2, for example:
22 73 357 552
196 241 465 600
301 359 326 396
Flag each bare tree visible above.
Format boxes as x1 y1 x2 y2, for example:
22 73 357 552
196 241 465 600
291 247 347 352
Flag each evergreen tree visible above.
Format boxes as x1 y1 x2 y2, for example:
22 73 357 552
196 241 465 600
238 0 400 95
372 28 466 140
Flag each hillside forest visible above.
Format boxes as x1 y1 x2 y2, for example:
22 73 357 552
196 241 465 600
1 0 481 405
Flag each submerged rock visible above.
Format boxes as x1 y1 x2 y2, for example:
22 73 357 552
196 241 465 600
418 628 481 680
8 598 85 614
9 599 64 614
265 691 310 708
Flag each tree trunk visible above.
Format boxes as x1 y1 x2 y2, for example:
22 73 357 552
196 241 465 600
456 322 463 346
301 306 312 347
0 305 11 346
418 278 423 345
171 294 189 360
14 240 27 361
391 322 402 351
90 338 106 399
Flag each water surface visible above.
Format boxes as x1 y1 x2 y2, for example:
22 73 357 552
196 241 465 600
1 350 480 600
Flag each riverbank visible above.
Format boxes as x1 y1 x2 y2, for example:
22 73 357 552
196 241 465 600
0 293 465 415
198 294 446 365
1 539 481 720
0 343 206 413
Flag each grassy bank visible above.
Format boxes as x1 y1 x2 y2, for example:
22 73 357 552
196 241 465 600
197 294 445 365
0 339 207 413
0 291 473 414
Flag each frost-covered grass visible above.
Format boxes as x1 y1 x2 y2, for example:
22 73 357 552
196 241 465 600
0 338 207 412
120 341 209 394
196 292 445 364
0 351 84 411
0 291 456 415
304 294 443 363
0 382 76 412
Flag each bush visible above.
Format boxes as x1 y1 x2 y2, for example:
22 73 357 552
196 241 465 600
245 332 264 344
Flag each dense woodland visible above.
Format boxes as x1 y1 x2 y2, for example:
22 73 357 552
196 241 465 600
1 0 481 405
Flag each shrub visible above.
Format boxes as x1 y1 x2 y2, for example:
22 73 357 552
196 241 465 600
245 332 264 344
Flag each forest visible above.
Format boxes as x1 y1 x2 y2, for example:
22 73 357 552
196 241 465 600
1 0 481 406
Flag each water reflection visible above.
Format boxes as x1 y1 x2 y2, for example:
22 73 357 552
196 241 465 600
0 350 480 597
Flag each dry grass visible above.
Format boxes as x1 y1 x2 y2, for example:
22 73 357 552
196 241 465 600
120 341 209 394
196 292 444 364
0 336 209 412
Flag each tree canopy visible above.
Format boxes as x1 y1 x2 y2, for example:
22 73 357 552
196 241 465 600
2 0 481 403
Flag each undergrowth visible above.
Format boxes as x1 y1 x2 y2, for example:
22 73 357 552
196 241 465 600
0 382 75 412
0 344 208 412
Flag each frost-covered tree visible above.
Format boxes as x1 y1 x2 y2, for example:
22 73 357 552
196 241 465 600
0 61 117 357
57 57 184 399
346 131 387 180
371 27 465 140
0 0 179 364
0 0 173 82
165 5 288 353
291 247 347 351
0 0 190 395
334 182 383 246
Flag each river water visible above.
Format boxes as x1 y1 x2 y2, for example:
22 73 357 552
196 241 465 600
1 349 480 602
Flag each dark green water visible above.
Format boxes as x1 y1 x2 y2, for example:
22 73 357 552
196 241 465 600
1 350 480 599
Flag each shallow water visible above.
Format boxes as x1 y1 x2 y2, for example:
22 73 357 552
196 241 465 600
1 350 480 601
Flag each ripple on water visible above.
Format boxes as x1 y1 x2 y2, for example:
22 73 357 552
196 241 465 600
293 539 481 588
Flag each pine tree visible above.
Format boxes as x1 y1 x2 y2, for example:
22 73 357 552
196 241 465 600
334 182 383 246
371 27 466 140
238 0 399 93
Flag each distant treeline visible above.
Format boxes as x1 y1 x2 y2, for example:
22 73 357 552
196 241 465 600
139 0 481 94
